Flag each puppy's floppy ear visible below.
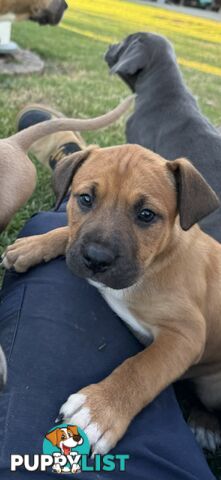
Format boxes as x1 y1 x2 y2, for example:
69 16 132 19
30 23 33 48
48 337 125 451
45 429 58 446
167 158 220 230
107 37 146 76
53 147 96 210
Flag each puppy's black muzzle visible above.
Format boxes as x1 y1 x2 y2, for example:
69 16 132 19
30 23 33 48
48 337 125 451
30 0 68 26
66 232 139 290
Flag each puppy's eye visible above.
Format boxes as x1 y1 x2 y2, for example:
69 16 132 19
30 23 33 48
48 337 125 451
78 193 93 208
137 209 155 224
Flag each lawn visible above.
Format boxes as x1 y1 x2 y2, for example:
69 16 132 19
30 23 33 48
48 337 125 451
1 0 221 475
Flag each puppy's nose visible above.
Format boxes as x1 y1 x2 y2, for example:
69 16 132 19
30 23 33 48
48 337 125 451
83 243 116 273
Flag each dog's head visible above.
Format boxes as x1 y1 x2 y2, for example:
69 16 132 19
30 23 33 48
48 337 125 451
105 32 175 91
46 426 83 453
30 0 68 25
53 145 219 290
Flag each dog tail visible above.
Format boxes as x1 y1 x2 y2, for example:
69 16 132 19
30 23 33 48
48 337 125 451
11 95 134 152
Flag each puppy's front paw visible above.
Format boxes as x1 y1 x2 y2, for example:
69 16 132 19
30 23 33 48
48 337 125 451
189 408 221 452
1 236 49 273
57 382 130 455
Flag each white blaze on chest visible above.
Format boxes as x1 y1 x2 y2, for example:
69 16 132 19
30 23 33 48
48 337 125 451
99 286 153 346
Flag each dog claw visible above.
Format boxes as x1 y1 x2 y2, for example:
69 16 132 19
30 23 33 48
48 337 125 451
0 255 5 267
55 413 64 424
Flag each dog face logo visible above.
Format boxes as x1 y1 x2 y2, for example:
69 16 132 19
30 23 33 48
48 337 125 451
11 423 129 473
46 425 83 455
44 424 89 474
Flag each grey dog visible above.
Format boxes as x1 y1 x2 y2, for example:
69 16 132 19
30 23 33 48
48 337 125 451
105 32 221 243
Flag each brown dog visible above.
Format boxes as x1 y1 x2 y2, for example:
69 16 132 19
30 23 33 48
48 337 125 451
3 144 221 454
0 0 67 25
0 97 132 233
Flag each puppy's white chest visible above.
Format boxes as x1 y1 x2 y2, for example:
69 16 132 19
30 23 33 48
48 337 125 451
100 288 153 346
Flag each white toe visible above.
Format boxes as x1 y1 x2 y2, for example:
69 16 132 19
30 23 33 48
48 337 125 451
70 407 91 430
92 432 112 456
1 255 10 269
60 393 86 418
206 431 217 452
193 426 220 452
84 423 102 445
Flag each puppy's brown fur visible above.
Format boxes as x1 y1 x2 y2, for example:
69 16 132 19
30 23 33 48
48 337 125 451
4 144 221 451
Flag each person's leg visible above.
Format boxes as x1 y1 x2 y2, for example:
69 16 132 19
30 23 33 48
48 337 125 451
0 200 214 479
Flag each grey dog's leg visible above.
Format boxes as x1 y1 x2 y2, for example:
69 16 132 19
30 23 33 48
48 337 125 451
105 32 221 242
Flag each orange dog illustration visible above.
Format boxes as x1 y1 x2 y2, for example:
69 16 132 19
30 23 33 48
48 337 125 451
45 425 83 474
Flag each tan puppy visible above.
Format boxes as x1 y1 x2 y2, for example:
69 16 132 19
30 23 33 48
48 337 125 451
0 97 132 232
0 0 67 24
3 144 221 454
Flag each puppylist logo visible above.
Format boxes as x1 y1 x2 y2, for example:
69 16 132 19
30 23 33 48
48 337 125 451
11 423 130 474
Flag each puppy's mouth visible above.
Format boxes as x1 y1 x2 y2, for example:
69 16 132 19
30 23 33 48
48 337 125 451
66 248 139 290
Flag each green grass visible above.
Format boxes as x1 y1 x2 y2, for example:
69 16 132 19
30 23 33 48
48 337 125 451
0 15 129 254
1 0 221 475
